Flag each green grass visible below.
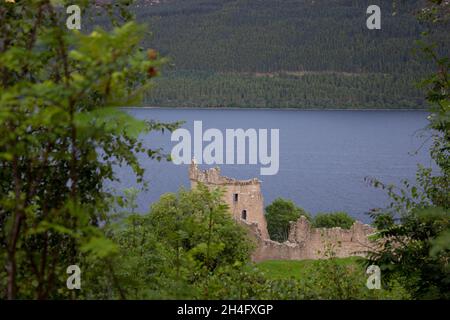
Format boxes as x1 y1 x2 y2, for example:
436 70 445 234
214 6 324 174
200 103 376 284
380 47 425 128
256 257 364 280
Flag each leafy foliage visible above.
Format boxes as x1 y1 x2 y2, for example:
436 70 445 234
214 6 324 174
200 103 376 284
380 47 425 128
0 0 177 299
369 207 450 299
313 212 356 229
0 0 448 301
265 198 310 242
82 185 255 299
366 0 449 300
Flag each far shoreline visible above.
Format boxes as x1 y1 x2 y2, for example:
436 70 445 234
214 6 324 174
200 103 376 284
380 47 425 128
121 106 429 112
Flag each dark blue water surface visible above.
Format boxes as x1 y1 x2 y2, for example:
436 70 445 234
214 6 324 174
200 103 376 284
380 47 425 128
112 108 434 223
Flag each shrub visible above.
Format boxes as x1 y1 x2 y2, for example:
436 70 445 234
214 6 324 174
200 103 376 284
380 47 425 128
313 212 355 229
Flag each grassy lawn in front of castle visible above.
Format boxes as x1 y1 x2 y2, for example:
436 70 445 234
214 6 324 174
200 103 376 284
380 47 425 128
256 257 364 280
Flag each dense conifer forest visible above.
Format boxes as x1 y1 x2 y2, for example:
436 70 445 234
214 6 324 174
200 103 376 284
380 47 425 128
125 0 449 109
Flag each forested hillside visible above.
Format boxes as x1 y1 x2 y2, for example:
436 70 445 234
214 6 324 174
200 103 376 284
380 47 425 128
129 0 448 108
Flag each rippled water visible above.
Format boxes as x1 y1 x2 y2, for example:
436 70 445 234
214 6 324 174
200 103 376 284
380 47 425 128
111 108 433 223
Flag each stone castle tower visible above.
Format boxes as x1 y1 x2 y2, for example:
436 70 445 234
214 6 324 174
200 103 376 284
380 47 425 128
189 160 270 239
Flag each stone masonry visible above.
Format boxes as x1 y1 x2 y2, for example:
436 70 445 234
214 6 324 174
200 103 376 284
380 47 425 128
250 216 376 262
189 161 376 261
189 160 269 239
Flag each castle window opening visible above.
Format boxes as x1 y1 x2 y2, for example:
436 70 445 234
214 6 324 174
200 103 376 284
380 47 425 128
241 210 247 220
233 193 238 202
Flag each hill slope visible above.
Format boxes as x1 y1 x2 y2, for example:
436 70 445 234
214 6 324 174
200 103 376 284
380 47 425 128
130 0 448 109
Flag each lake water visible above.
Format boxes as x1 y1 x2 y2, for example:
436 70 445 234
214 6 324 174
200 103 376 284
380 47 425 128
113 108 433 223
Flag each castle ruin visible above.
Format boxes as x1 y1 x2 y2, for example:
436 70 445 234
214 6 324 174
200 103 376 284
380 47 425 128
189 161 376 261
